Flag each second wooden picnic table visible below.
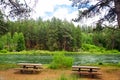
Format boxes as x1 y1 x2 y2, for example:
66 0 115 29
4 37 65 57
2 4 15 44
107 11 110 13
72 66 101 77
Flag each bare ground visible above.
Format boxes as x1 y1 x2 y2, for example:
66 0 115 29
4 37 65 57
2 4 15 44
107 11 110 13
0 66 120 80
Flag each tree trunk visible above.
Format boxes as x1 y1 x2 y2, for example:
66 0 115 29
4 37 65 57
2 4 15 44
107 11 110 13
114 0 120 28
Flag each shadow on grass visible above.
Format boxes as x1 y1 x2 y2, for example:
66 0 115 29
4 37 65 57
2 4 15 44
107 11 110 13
14 70 41 75
72 72 102 79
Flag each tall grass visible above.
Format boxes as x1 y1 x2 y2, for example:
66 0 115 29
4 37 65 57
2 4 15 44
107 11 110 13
49 52 73 69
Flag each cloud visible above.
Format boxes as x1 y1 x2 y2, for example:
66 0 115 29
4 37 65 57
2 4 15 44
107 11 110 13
30 0 74 19
25 0 114 26
26 0 80 26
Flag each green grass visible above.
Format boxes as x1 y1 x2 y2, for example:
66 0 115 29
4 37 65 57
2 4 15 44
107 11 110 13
0 63 17 70
0 47 120 55
49 52 73 69
81 44 120 54
57 74 79 80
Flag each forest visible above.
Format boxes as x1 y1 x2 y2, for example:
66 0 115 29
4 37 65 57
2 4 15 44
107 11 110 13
0 1 120 80
0 17 120 52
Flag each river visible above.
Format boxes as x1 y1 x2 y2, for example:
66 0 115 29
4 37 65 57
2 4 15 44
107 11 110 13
0 54 120 65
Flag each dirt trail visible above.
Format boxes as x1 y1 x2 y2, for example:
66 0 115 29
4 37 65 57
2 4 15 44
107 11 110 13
0 67 120 80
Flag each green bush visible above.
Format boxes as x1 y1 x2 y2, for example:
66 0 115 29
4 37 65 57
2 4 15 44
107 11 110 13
49 52 73 69
0 49 8 53
82 44 105 53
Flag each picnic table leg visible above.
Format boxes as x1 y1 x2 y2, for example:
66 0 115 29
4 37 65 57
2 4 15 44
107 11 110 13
78 68 81 72
89 69 92 72
20 70 24 73
89 69 95 78
78 68 82 77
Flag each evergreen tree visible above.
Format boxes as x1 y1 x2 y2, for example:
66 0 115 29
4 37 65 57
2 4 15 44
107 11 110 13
16 33 26 51
71 0 120 28
13 32 19 51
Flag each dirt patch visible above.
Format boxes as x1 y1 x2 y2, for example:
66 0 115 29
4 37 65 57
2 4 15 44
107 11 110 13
0 67 120 80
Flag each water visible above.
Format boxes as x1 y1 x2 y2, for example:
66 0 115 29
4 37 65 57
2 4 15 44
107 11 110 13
0 54 120 65
0 54 53 64
71 54 120 65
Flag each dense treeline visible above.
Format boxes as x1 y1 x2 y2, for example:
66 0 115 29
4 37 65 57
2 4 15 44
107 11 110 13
81 26 120 51
0 17 120 52
0 17 81 51
93 28 120 51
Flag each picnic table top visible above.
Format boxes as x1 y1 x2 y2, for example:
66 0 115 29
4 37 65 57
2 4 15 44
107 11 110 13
72 66 100 69
17 63 42 66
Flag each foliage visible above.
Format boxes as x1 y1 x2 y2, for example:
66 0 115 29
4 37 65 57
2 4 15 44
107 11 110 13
81 43 120 53
16 33 26 51
0 40 3 50
0 49 8 53
49 52 73 69
0 32 26 52
0 11 9 36
82 33 93 44
7 18 82 51
1 15 120 52
73 26 82 51
12 32 19 50
71 0 120 28
93 28 120 51
82 43 106 53
0 0 32 19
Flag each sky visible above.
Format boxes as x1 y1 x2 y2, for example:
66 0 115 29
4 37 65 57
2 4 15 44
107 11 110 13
29 0 79 25
29 0 110 26
14 0 116 26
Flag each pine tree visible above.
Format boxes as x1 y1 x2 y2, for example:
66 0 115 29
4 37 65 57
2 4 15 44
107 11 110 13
16 33 26 51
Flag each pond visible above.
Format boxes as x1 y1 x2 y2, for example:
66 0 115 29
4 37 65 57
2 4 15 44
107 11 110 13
0 54 120 65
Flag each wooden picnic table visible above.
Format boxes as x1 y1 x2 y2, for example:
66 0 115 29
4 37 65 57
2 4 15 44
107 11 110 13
72 66 101 77
15 63 43 73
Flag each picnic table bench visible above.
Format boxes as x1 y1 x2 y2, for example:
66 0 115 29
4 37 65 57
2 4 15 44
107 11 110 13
15 63 43 73
72 66 101 77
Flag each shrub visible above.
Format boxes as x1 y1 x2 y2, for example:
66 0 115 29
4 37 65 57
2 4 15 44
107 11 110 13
82 44 106 53
49 52 73 69
0 49 8 53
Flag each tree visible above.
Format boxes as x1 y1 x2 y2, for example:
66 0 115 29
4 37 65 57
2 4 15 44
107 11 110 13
16 32 25 51
71 0 120 28
0 0 35 19
0 11 8 36
13 32 19 50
